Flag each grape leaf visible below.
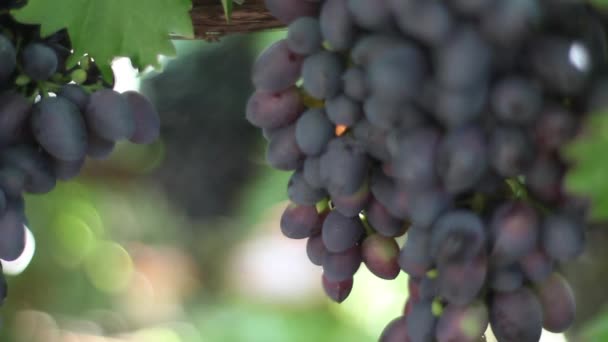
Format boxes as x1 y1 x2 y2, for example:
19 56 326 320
11 0 194 71
563 113 608 220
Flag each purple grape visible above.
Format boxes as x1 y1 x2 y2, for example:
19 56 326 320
123 91 161 144
280 203 323 239
302 51 344 100
489 201 539 265
287 169 327 206
326 95 363 127
331 180 371 217
362 234 400 279
266 124 305 170
85 89 135 141
367 45 426 102
537 273 576 333
520 249 553 283
366 198 407 238
431 210 486 263
252 40 304 92
542 214 585 262
320 137 369 196
322 245 362 281
489 126 535 178
246 86 303 129
0 91 32 146
399 226 433 278
406 300 437 342
58 84 89 111
307 232 328 266
320 0 356 51
491 76 543 124
31 96 87 161
322 274 353 302
436 302 489 342
490 288 543 342
295 108 334 156
322 210 365 253
380 316 409 342
22 43 58 81
342 67 369 101
437 253 488 306
286 17 322 55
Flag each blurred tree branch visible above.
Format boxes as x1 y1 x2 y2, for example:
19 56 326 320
189 0 282 40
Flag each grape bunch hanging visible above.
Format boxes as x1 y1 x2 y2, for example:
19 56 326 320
0 3 160 306
246 0 603 341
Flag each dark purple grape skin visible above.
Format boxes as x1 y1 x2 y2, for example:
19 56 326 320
320 0 356 51
406 300 437 342
480 0 541 46
0 91 31 146
0 167 26 197
303 156 324 188
534 104 578 152
369 169 410 220
320 137 369 197
53 158 85 181
342 67 369 101
0 35 16 82
587 78 608 113
542 214 585 262
31 96 87 161
362 234 400 280
322 245 362 282
87 131 115 160
350 34 405 66
419 276 438 300
295 108 334 156
490 201 539 265
347 0 392 31
352 119 391 162
367 45 426 103
331 180 371 217
437 253 487 306
21 43 58 81
389 127 440 190
322 210 365 253
366 198 407 238
434 27 491 89
252 40 304 92
302 51 344 100
264 0 319 25
0 200 26 261
431 210 486 263
58 84 89 111
537 273 576 333
436 302 489 342
407 188 450 229
280 203 322 239
399 226 433 278
390 0 454 47
490 288 543 342
266 124 305 171
1 145 56 194
307 233 328 266
246 87 303 129
85 89 135 141
491 77 543 124
364 96 425 131
525 155 564 203
489 126 535 178
286 17 322 55
437 125 488 194
490 264 524 292
380 316 410 342
520 249 553 283
123 91 161 144
431 82 488 128
287 169 327 206
322 274 353 303
326 95 363 127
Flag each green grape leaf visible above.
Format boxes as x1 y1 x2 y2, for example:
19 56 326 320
222 0 233 23
11 0 194 72
563 112 608 220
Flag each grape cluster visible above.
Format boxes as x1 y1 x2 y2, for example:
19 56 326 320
246 0 606 341
0 6 160 307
